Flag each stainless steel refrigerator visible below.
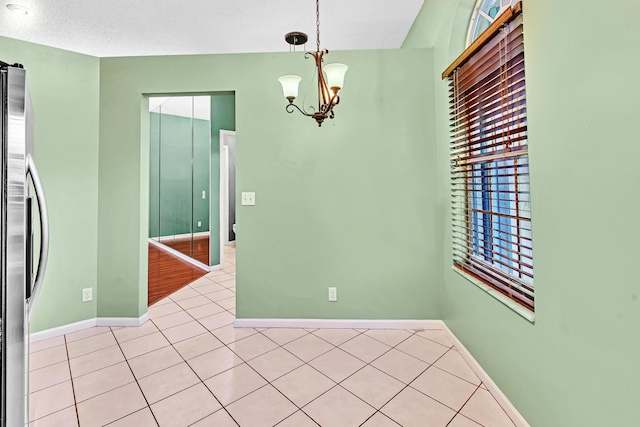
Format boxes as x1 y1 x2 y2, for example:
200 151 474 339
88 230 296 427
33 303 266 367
1 61 49 426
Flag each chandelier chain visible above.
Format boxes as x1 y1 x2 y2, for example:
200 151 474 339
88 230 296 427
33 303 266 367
316 0 320 52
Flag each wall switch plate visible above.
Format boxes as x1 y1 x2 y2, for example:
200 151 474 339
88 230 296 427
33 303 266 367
197 221 202 227
241 192 256 206
202 190 206 199
328 287 337 302
82 288 93 303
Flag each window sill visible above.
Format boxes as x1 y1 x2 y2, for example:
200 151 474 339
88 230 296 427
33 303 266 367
451 266 535 324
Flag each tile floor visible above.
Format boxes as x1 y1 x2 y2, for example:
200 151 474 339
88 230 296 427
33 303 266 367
29 246 517 427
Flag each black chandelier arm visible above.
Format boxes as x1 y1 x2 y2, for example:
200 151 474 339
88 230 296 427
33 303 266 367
285 102 315 117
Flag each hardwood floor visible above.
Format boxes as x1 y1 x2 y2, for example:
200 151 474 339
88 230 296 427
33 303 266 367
147 243 207 306
161 235 210 265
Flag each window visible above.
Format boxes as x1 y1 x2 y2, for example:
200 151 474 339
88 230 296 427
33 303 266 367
443 2 534 311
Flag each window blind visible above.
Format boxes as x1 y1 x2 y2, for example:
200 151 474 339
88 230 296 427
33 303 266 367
444 5 534 311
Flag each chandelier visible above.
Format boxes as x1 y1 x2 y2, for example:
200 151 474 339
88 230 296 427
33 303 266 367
278 0 348 127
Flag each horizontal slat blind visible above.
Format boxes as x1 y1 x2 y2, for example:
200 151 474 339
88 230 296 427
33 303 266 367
445 5 534 311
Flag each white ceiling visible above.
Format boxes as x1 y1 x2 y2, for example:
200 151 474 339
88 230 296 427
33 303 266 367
0 0 424 57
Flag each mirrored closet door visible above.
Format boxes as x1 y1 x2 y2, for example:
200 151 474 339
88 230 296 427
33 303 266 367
149 96 211 266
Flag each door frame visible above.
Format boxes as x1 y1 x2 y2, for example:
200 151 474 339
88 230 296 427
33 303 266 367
218 129 236 268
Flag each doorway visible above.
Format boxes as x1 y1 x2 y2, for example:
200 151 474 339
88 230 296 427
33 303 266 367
219 130 237 271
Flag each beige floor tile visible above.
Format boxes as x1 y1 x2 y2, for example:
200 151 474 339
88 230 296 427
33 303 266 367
209 273 235 283
173 332 224 360
65 327 111 343
150 296 173 306
69 345 125 378
169 287 201 301
187 346 244 380
276 410 319 427
113 321 159 343
148 301 183 318
193 283 226 294
355 329 369 333
228 308 236 315
433 349 481 385
228 333 278 361
175 295 212 310
119 332 170 359
128 345 184 379
151 383 221 427
186 301 226 319
191 409 238 427
30 336 65 354
77 382 147 427
30 345 68 371
28 406 78 427
410 367 478 411
29 381 75 422
304 386 376 427
261 328 308 345
199 311 236 331
191 276 220 287
151 311 193 330
447 414 483 427
66 332 118 359
204 270 228 279
381 387 456 427
107 407 158 426
364 329 413 347
204 363 268 405
29 361 71 393
309 348 366 383
222 266 236 274
138 362 201 404
340 334 392 363
216 296 236 310
162 320 208 344
272 365 335 407
360 412 401 427
226 385 296 427
341 366 405 409
396 335 449 364
480 382 488 390
415 329 453 348
459 388 515 427
206 289 235 302
247 347 304 382
282 334 333 362
217 278 236 288
312 328 359 346
73 361 135 402
371 348 429 384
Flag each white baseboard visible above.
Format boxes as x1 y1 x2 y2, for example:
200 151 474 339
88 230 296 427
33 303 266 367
30 313 149 342
233 318 443 330
441 323 530 427
96 313 149 328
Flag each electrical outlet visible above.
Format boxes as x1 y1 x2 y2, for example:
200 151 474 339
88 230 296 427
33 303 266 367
197 221 202 227
82 288 93 303
241 192 255 206
328 287 337 302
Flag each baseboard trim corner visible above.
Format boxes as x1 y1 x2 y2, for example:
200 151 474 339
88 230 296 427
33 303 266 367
30 313 150 342
441 323 530 427
233 318 443 330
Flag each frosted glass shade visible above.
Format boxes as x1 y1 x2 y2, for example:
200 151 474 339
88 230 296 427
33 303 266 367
278 75 302 99
323 63 348 90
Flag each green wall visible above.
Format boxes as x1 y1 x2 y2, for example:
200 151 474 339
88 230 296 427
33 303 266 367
406 0 640 425
149 112 211 238
0 37 100 332
97 49 441 320
209 93 236 266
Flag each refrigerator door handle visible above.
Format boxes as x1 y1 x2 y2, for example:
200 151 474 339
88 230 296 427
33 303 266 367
26 154 50 319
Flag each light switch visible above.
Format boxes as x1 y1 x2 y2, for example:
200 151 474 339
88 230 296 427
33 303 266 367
241 192 255 206
202 191 206 199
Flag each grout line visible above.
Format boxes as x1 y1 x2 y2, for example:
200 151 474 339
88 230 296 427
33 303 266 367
64 335 81 427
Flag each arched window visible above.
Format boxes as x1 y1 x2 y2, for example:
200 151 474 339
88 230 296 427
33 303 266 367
467 0 517 45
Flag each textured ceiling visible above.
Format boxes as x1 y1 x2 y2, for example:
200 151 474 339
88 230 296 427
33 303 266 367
0 0 424 57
